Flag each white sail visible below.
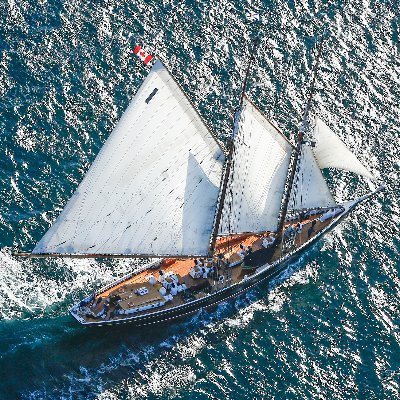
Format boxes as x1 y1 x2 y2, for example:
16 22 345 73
312 117 376 180
34 61 225 256
219 97 293 234
289 145 336 210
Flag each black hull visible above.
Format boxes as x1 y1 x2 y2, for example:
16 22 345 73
73 216 339 327
71 192 381 328
94 249 300 327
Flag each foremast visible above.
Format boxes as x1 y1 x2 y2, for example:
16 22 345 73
208 38 260 255
276 40 324 237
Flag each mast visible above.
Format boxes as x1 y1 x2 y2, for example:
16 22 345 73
276 40 324 236
208 38 260 255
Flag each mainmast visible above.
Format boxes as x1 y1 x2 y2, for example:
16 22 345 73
276 40 324 236
208 38 260 255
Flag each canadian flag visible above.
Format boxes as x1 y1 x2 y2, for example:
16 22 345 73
134 45 154 65
245 10 260 22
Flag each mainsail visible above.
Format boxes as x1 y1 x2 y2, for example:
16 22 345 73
219 97 293 234
33 61 225 257
312 117 376 180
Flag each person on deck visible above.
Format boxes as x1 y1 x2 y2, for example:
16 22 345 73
238 243 246 257
263 233 276 248
87 292 95 306
102 304 109 318
308 219 318 238
285 225 295 239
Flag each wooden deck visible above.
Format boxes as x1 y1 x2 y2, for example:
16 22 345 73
79 210 341 323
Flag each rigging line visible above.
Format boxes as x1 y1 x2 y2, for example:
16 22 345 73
276 38 325 241
208 37 261 255
297 149 306 210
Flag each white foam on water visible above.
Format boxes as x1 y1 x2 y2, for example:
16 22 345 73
0 248 142 320
1 0 398 399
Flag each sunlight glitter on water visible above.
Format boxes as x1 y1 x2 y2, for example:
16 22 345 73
0 0 398 399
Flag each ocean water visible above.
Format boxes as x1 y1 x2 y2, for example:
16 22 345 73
0 0 399 399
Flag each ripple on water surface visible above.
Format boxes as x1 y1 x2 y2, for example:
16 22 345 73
0 0 399 399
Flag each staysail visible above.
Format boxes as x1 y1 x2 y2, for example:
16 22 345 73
218 97 293 234
289 145 336 211
288 116 376 211
311 117 376 180
33 61 225 257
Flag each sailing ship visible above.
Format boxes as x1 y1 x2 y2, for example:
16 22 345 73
14 44 383 327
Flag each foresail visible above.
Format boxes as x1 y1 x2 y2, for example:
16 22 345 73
289 145 336 211
219 97 293 234
34 61 225 257
312 117 376 180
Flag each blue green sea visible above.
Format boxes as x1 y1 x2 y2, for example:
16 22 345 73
0 0 399 399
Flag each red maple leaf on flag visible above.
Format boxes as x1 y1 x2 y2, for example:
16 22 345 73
134 45 154 65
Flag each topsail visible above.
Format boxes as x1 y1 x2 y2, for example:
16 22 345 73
33 61 225 257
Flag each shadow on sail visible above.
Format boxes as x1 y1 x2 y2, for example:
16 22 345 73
182 152 219 255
